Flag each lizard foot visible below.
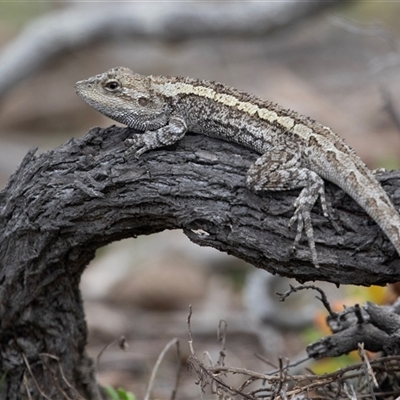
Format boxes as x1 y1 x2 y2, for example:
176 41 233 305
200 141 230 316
288 184 327 268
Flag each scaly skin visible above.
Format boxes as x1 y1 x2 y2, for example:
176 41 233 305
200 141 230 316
75 67 400 267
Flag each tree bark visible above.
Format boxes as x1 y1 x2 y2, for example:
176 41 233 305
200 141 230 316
1 125 400 398
307 299 400 358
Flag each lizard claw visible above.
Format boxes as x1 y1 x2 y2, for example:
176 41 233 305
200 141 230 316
124 137 145 159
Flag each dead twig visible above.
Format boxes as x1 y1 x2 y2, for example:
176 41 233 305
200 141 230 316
22 353 53 400
186 306 400 399
95 335 128 371
144 338 181 400
39 353 88 400
277 284 337 318
358 343 378 398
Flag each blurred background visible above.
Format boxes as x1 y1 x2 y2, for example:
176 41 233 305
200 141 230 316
1 1 400 398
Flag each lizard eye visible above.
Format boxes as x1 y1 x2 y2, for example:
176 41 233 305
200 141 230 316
138 97 149 106
104 80 120 91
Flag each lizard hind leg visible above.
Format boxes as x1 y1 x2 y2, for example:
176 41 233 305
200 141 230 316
245 149 328 268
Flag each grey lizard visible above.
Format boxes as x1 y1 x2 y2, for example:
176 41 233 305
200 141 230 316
74 66 400 267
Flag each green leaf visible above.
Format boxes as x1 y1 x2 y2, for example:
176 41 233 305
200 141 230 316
117 388 136 400
104 386 136 400
104 386 120 400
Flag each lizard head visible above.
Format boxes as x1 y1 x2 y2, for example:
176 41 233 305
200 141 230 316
75 67 168 130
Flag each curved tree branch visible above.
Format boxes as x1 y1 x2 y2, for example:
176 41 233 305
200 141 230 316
1 125 400 398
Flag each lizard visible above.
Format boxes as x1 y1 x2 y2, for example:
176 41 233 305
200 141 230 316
74 66 400 267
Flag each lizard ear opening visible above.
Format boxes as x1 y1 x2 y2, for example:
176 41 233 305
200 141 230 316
138 97 149 107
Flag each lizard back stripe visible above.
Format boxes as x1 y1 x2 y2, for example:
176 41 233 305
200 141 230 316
155 81 315 137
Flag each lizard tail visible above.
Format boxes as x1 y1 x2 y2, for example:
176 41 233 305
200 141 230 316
342 176 400 257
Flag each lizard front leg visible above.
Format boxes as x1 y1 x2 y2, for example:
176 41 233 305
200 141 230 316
125 115 187 158
246 143 328 268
